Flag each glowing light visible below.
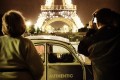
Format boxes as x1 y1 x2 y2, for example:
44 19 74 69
45 25 54 33
72 14 84 29
25 20 32 32
35 0 84 33
45 0 53 6
34 15 46 31
65 0 72 5
60 25 69 33
25 20 32 27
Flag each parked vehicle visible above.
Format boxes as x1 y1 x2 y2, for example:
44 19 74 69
26 35 93 80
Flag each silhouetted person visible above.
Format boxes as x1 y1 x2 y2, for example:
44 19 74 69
78 8 120 80
0 10 44 80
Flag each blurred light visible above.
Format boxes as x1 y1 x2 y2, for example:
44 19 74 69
65 0 72 6
25 20 32 27
45 0 53 6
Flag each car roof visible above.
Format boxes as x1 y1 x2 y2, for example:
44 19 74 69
25 35 70 43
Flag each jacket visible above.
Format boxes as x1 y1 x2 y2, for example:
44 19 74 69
0 35 44 80
78 26 120 80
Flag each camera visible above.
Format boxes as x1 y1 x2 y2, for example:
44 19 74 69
93 17 97 23
92 14 97 23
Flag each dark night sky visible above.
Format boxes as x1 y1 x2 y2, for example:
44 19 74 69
0 0 120 25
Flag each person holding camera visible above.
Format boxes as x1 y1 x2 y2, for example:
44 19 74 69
78 8 120 80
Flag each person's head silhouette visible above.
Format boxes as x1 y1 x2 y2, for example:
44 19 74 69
2 10 26 37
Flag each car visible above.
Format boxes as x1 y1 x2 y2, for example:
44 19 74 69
26 35 93 80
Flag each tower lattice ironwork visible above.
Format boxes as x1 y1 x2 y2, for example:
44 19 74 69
35 0 84 33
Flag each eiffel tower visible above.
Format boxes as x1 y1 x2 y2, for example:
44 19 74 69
35 0 84 33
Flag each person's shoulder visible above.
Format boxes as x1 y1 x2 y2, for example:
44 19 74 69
86 28 97 37
22 37 31 41
0 35 9 40
20 37 33 43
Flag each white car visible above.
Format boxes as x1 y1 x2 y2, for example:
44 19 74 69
26 35 93 80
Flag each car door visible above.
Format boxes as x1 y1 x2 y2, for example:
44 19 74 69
46 43 92 80
34 41 93 80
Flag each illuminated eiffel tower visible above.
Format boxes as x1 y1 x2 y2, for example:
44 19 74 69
35 0 84 33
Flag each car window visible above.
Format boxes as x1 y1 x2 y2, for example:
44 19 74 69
34 43 80 63
35 44 45 62
48 44 75 63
